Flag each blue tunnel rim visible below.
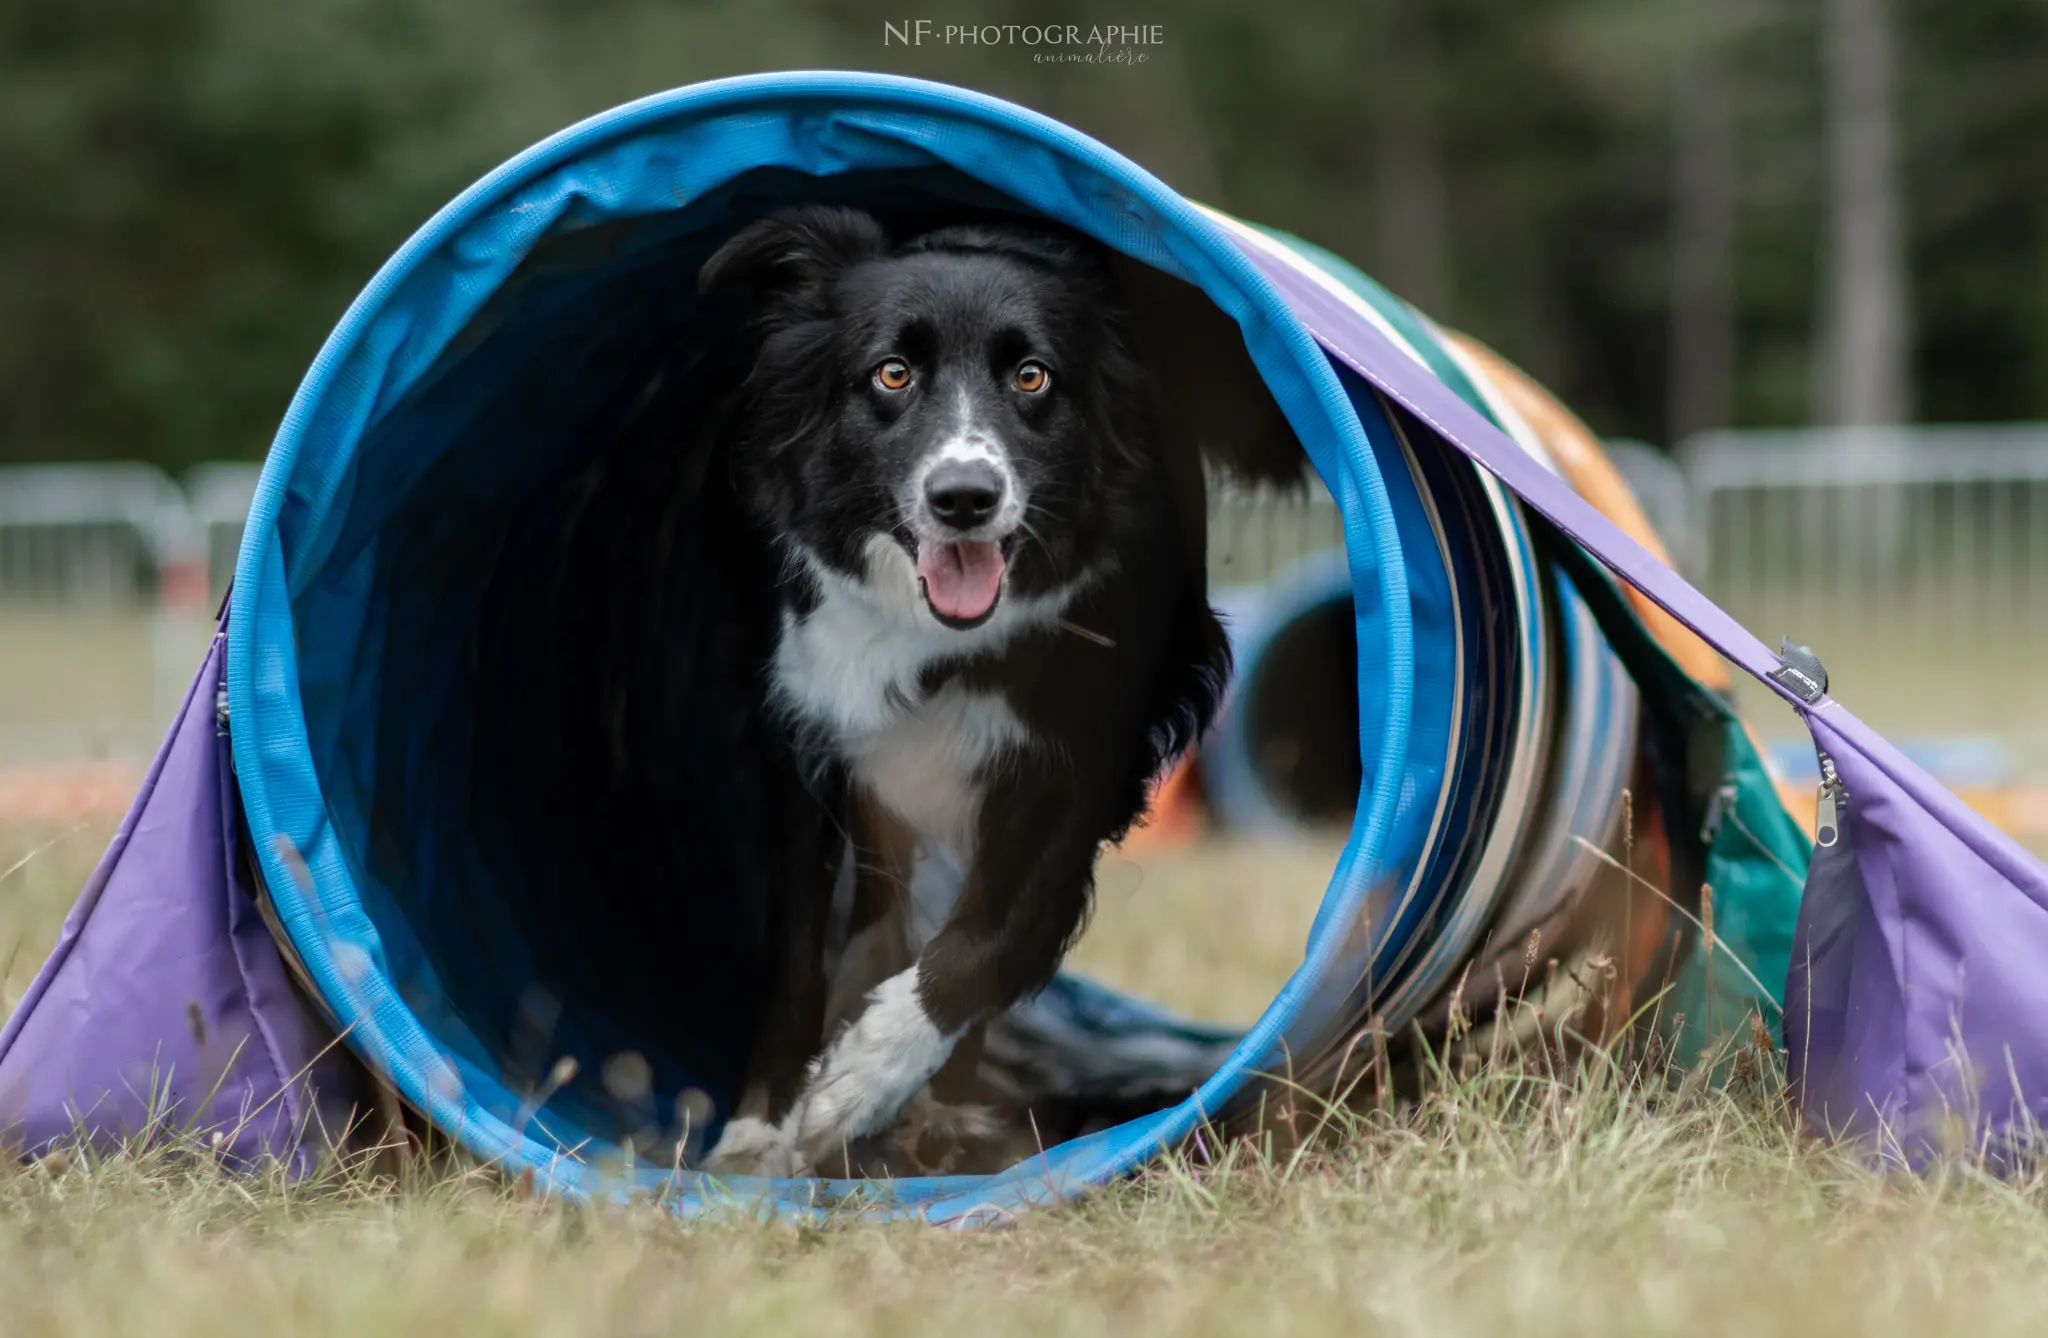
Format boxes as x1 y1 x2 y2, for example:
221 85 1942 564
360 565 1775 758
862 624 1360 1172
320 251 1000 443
225 70 1416 1224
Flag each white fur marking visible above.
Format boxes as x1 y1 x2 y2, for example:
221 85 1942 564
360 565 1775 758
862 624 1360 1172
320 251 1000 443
773 537 1071 745
700 1114 801 1177
791 968 957 1164
904 387 1026 536
940 385 1006 468
852 684 1028 845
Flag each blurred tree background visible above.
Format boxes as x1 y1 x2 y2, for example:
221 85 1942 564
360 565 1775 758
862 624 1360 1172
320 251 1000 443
2 0 2044 474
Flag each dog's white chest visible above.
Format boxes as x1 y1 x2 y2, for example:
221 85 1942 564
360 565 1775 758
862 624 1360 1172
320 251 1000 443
848 685 1023 845
848 689 1022 948
774 588 1031 839
775 580 1034 949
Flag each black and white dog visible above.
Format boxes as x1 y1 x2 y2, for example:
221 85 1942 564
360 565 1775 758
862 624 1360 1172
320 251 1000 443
694 204 1230 1176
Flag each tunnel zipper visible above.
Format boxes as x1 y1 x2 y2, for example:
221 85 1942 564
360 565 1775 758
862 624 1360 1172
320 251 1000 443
1770 636 1841 852
1814 749 1843 849
1699 782 1737 846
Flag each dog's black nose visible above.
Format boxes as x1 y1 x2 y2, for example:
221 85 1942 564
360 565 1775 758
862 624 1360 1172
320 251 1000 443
923 461 1006 531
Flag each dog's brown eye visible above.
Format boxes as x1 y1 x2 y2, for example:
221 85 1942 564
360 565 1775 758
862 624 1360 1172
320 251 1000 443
874 358 913 391
1013 361 1050 394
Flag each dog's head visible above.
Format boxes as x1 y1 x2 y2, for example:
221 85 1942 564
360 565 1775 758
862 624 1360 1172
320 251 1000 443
700 205 1153 632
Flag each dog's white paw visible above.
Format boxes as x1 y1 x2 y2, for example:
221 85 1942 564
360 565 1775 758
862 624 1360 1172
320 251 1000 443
789 968 956 1171
699 1114 802 1178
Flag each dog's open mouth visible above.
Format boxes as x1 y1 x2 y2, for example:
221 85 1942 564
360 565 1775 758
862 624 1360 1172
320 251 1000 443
916 539 1007 629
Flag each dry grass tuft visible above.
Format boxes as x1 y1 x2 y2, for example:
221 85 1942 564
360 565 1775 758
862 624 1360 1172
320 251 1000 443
9 822 2048 1336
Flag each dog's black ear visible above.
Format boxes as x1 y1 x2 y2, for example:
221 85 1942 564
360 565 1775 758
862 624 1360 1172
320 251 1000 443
697 205 888 307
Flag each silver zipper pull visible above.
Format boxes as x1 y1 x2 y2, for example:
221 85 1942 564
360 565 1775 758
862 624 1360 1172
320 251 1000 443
1814 751 1842 849
1699 781 1737 845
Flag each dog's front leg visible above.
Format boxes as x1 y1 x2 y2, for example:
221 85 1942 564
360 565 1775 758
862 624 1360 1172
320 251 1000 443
821 786 917 1042
785 773 1101 1174
700 765 844 1177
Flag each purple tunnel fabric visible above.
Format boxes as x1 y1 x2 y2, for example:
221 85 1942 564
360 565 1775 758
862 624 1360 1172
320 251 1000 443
0 630 363 1164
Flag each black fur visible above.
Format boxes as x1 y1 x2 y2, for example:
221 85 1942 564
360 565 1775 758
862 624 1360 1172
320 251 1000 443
700 206 1159 618
697 204 1232 1158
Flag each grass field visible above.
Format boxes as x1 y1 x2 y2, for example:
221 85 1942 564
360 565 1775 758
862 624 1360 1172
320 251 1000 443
10 602 2048 1335
8 818 2048 1337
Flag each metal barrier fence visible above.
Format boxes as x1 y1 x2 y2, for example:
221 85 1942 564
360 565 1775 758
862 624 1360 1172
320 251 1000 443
1207 474 1345 590
1681 424 2048 772
185 462 261 608
0 462 248 763
13 465 1355 601
0 463 206 603
6 433 2048 774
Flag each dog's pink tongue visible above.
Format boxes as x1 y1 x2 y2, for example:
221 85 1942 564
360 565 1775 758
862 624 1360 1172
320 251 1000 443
917 540 1006 623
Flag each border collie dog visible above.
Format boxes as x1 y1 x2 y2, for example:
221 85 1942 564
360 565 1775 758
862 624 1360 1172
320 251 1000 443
695 204 1230 1176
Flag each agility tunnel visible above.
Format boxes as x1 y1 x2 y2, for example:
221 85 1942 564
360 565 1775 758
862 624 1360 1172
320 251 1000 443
7 73 2048 1221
